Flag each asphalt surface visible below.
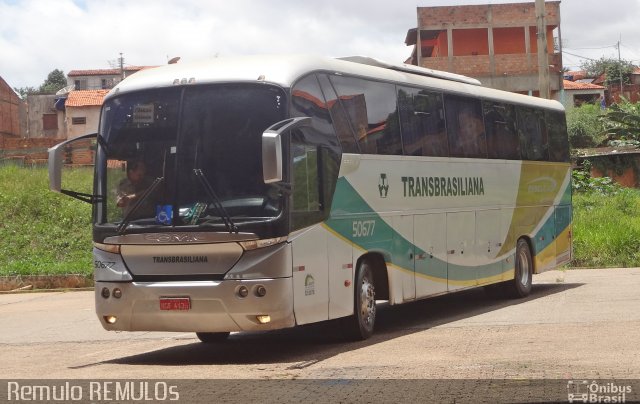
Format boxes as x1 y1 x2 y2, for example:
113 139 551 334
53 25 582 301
1 268 639 402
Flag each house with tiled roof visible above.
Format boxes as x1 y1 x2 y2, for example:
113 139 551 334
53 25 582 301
64 90 110 139
67 66 153 90
57 65 156 139
562 79 605 107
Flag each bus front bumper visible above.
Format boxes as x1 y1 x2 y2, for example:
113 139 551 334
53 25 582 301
95 278 295 333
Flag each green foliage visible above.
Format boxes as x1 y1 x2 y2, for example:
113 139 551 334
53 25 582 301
580 56 635 85
0 165 93 276
600 99 640 140
566 103 606 148
39 69 67 94
572 188 640 267
12 86 37 98
572 166 620 195
11 69 67 98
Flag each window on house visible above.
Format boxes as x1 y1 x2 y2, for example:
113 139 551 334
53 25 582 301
74 80 87 90
43 114 58 131
72 117 87 125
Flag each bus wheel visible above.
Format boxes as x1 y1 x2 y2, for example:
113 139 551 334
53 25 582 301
196 332 230 343
341 261 376 341
509 239 533 298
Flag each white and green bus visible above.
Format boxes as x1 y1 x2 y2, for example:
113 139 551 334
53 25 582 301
49 55 571 341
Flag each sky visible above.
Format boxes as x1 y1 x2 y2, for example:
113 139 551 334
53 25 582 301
1 0 640 89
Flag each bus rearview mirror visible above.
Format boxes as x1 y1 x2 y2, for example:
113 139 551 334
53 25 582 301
262 117 311 184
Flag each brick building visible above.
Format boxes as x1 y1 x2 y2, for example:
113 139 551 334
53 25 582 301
0 76 25 138
405 2 563 99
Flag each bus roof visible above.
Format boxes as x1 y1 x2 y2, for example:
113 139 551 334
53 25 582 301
107 54 564 111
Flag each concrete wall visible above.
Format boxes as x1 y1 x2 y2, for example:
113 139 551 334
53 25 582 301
25 95 62 138
66 105 100 139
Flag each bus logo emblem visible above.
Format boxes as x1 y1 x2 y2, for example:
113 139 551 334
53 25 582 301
378 173 389 198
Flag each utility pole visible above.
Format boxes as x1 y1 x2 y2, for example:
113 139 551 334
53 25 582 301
617 38 624 94
535 0 550 99
119 52 125 80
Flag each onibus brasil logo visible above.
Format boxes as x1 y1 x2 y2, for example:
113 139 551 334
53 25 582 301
378 173 389 198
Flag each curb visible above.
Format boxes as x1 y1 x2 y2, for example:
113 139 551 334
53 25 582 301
0 275 94 293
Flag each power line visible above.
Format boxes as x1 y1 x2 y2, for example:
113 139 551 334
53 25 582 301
562 50 598 61
564 45 617 51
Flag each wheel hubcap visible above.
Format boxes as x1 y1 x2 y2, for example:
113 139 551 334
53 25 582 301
518 249 530 286
360 277 375 326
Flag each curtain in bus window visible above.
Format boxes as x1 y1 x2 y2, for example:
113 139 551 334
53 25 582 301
483 101 520 160
329 76 402 155
546 111 570 162
517 107 549 161
397 87 448 157
316 74 359 153
444 95 487 158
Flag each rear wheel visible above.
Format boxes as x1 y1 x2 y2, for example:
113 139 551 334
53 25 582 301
484 238 533 299
196 332 230 343
508 239 533 298
341 261 376 341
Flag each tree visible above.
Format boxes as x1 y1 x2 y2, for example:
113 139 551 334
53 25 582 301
600 99 640 140
13 86 37 98
12 69 67 98
39 69 67 94
580 57 635 86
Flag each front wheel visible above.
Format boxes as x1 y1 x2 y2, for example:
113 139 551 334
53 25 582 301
196 332 230 343
341 261 376 341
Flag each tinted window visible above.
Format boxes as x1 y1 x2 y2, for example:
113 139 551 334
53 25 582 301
290 75 342 230
397 87 448 157
444 95 487 158
483 101 519 159
330 76 402 155
316 74 359 153
517 107 548 161
546 110 569 162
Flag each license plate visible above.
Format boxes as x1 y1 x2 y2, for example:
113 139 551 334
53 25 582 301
160 297 191 311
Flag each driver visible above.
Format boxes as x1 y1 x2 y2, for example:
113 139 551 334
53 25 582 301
116 160 154 217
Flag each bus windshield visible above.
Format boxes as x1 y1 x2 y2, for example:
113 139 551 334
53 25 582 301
96 83 287 232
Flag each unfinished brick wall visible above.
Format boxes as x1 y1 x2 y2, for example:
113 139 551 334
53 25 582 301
0 135 65 164
0 78 23 137
418 2 560 28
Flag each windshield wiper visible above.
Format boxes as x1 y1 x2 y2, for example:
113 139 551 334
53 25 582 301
193 169 238 234
116 177 164 234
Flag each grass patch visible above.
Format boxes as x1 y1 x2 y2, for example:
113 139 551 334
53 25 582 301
2 164 640 275
572 188 640 268
0 164 93 276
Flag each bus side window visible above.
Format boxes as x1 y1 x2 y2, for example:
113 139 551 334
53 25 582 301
483 101 519 160
316 74 359 153
517 107 549 161
546 110 570 162
444 95 487 158
330 76 403 155
397 87 448 157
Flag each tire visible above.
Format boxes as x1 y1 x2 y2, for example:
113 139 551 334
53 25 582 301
341 261 376 341
485 239 533 299
508 239 533 298
196 332 230 343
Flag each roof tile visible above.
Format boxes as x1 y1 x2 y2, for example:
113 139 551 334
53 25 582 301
563 80 604 90
65 90 109 107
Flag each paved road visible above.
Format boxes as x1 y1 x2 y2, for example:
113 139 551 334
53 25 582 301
1 268 639 383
